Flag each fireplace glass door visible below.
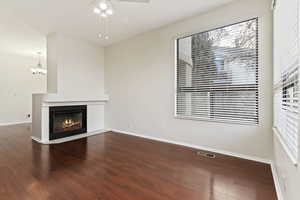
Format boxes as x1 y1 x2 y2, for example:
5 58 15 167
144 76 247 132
49 105 87 140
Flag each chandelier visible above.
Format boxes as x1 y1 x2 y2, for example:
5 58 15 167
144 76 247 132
30 52 47 75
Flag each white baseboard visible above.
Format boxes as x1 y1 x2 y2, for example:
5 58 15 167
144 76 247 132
271 162 284 200
110 129 272 164
31 136 43 143
31 129 108 144
0 120 31 126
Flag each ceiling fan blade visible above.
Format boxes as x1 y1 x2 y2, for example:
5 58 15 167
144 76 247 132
118 0 150 3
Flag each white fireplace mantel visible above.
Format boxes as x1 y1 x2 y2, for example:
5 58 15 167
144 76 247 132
32 94 109 144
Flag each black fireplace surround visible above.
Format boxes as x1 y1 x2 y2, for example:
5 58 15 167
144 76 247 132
49 105 87 140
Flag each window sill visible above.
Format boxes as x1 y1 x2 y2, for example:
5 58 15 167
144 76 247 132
174 115 258 126
273 127 298 167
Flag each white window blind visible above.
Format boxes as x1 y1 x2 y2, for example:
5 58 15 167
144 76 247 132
273 0 299 163
176 18 259 125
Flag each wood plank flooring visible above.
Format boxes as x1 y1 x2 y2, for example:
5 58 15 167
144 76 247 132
0 123 277 200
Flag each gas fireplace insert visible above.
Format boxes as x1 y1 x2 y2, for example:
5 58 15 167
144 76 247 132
49 105 87 140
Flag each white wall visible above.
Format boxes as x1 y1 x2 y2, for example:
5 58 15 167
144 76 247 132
46 34 58 94
0 11 46 125
46 34 105 100
32 34 107 141
273 136 300 200
105 0 273 160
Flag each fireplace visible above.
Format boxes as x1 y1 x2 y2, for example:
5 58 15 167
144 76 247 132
49 105 87 140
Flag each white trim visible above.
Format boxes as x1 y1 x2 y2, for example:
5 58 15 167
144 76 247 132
271 162 284 200
110 129 272 164
0 121 31 126
174 38 178 118
31 136 43 143
174 115 259 126
31 129 108 144
273 127 298 166
172 17 260 41
43 99 108 103
42 101 107 107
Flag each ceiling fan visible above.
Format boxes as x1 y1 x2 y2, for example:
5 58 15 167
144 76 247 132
92 0 150 40
118 0 150 2
93 0 150 18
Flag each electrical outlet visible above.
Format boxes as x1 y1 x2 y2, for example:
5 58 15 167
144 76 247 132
26 114 31 118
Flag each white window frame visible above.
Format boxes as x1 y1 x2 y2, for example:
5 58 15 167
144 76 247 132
273 0 300 165
174 18 260 126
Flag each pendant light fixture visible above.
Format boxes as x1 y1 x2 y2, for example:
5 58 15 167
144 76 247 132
30 52 47 75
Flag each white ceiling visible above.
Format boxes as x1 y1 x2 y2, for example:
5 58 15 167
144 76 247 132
2 0 235 46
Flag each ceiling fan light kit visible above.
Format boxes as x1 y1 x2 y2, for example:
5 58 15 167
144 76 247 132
94 0 114 18
93 7 101 14
93 0 150 40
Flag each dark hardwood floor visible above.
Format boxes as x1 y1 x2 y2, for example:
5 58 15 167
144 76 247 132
0 123 277 200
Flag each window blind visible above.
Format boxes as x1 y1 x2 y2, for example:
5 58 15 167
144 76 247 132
273 0 299 162
176 18 259 125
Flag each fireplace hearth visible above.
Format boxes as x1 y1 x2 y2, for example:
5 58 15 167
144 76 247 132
49 105 87 140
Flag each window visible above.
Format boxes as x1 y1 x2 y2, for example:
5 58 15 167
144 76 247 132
176 18 259 125
273 0 299 163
